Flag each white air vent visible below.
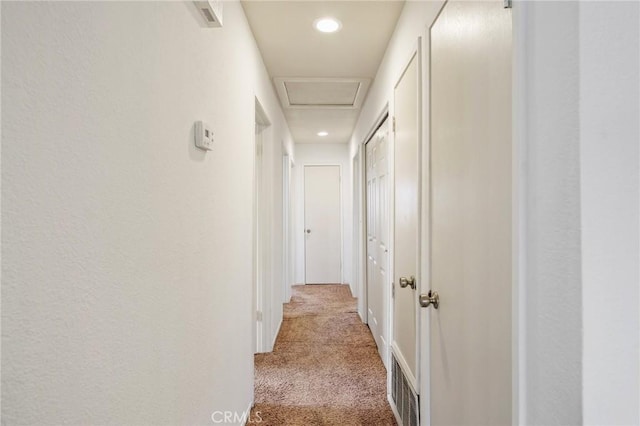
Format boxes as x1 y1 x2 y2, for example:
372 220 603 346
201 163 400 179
391 354 419 426
194 1 223 28
274 78 371 110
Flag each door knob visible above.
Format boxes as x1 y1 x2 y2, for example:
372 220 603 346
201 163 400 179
419 290 439 309
398 276 416 290
306 229 311 234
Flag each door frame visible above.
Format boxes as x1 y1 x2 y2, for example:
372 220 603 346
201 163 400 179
354 150 366 320
253 98 271 353
302 163 344 285
282 154 293 302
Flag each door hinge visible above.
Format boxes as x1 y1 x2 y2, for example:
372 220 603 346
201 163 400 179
257 310 263 321
504 0 512 8
392 282 395 298
392 116 396 133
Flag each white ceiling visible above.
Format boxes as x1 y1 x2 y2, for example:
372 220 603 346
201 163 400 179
242 1 405 144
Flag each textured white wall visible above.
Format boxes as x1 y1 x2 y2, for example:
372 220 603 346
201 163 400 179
579 2 639 424
349 1 444 159
515 1 639 424
516 2 584 423
293 144 352 291
1 2 292 424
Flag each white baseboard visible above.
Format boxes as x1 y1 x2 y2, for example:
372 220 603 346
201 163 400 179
270 317 282 351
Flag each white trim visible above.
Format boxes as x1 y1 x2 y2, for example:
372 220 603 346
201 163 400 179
391 342 418 393
302 163 344 285
352 152 364 318
390 36 423 396
388 393 403 426
362 106 391 148
253 118 263 354
271 316 282 350
282 155 292 303
422 13 436 422
253 96 271 354
242 400 254 426
255 97 271 126
512 2 526 423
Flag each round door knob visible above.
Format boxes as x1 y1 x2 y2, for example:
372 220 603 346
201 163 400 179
419 290 439 309
399 276 416 290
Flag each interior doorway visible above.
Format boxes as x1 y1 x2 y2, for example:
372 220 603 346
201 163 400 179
389 42 422 426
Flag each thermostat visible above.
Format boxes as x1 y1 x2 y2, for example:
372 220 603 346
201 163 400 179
195 121 214 151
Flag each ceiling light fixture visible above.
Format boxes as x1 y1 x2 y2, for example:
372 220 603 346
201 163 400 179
317 131 329 137
314 17 342 33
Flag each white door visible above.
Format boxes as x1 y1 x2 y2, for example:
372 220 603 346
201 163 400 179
366 119 390 367
304 165 342 284
392 49 421 397
426 1 513 424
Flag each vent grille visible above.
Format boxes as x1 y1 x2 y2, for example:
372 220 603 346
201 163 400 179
200 8 216 23
391 354 419 426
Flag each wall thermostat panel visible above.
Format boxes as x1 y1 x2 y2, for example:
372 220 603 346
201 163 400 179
195 121 214 151
193 1 223 28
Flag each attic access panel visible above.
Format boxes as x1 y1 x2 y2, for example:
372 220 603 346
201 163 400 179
274 78 371 110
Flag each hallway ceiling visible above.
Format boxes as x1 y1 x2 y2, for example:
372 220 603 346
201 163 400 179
242 1 405 144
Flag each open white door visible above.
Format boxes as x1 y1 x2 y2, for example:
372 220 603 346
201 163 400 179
304 165 342 284
424 1 513 424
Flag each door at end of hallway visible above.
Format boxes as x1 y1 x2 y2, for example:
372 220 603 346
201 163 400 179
304 165 342 284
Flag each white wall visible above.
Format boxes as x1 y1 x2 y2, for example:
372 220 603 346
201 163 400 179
1 2 292 424
293 144 352 290
579 2 639 424
348 1 444 159
514 1 639 424
515 2 583 422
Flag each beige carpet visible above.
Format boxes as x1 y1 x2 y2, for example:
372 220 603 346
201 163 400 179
249 284 397 425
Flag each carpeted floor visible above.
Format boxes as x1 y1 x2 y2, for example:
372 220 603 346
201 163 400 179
249 284 397 425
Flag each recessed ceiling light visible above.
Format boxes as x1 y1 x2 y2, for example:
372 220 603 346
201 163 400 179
317 131 329 137
314 17 342 33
